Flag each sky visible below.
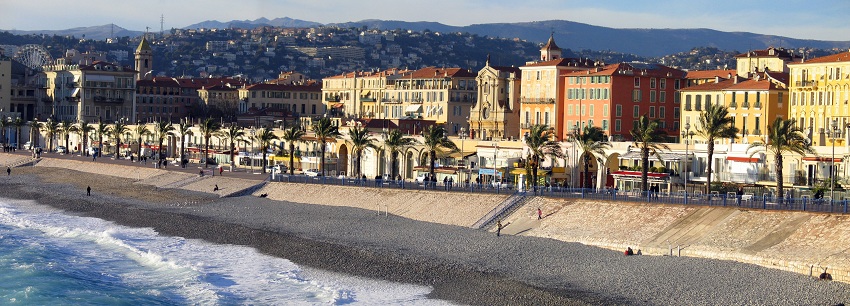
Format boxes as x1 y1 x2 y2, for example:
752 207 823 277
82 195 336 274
2 0 849 41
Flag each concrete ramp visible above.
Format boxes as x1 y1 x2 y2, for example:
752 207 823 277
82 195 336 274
644 207 738 248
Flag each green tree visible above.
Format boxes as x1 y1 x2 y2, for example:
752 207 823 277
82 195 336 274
0 118 8 145
421 125 459 181
12 117 24 148
58 120 77 153
77 120 94 156
696 104 739 193
43 119 59 152
253 127 279 173
630 115 670 193
281 126 305 175
134 123 151 160
28 120 43 149
199 118 221 168
347 126 378 177
311 118 341 176
524 124 566 190
573 125 610 190
111 121 129 158
747 118 813 200
384 128 418 179
95 122 110 157
155 121 175 164
220 124 245 168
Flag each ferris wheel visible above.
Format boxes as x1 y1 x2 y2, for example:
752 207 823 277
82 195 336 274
13 44 53 70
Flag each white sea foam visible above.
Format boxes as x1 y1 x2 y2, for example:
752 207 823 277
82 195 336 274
0 198 450 305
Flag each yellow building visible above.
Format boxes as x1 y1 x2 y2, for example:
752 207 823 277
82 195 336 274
321 69 403 118
735 47 799 78
471 56 521 140
679 72 789 145
788 51 850 146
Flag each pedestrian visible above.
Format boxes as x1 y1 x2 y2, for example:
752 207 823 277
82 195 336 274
448 177 454 190
219 166 223 176
199 169 204 177
6 166 10 176
86 186 91 196
443 176 448 190
496 220 503 236
537 207 542 220
214 184 219 191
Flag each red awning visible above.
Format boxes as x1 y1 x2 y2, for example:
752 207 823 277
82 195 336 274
611 170 669 178
332 104 344 108
803 157 843 162
726 156 760 163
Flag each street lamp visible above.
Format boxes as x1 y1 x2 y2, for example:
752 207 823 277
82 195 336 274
682 123 694 195
830 119 841 202
250 127 256 173
493 141 499 186
572 124 580 188
459 127 467 184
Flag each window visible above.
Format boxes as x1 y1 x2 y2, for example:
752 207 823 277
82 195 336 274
615 119 621 132
650 91 656 103
674 107 680 119
634 77 640 87
685 95 692 111
568 104 573 115
660 106 665 118
544 112 550 125
633 106 640 118
650 78 656 89
536 71 541 80
535 112 541 124
754 117 761 134
603 104 609 117
778 92 784 104
581 105 586 116
660 78 667 89
589 105 594 116
695 95 702 111
632 90 641 102
616 105 622 117
674 79 681 89
660 91 666 103
525 111 530 124
588 119 594 127
311 104 317 114
649 106 655 117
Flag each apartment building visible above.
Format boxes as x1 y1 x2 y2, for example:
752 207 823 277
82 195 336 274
735 47 799 78
321 69 403 118
788 50 850 146
39 60 136 123
238 83 323 117
563 62 686 141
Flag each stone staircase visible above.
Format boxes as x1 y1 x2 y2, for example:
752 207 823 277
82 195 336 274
472 191 531 229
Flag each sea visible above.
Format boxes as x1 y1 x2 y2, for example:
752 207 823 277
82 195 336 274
0 197 453 305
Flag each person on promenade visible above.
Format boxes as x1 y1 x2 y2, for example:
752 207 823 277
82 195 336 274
448 177 454 190
86 186 91 196
6 166 11 176
443 177 448 190
538 207 542 220
199 169 204 177
219 166 223 176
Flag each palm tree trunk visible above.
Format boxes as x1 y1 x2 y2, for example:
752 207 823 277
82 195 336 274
289 143 295 175
83 133 88 156
262 149 267 173
65 135 69 153
641 148 650 192
533 155 540 191
320 141 326 176
775 154 784 201
356 150 362 177
230 141 235 167
137 137 142 160
391 151 397 178
706 141 715 194
584 153 591 190
429 150 436 180
204 137 209 168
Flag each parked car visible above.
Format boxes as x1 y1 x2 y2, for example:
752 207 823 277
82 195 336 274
304 169 322 177
23 141 33 150
415 173 429 183
56 146 67 154
492 180 513 189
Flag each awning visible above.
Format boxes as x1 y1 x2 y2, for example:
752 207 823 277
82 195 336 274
803 157 843 162
71 88 80 97
360 90 370 96
405 105 423 113
447 151 476 158
85 75 115 82
509 168 550 176
551 172 569 179
726 156 760 163
611 170 670 179
620 151 686 162
331 103 344 108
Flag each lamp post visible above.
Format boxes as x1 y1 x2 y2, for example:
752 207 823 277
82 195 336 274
459 127 467 184
682 123 693 195
493 142 499 186
831 119 841 201
250 127 256 173
572 124 580 188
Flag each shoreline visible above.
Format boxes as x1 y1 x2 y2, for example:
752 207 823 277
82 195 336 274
2 166 850 305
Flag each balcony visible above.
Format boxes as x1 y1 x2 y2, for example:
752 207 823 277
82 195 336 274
325 96 340 102
754 102 762 109
360 97 376 102
92 96 125 104
728 101 737 108
521 98 555 104
795 80 817 88
753 129 761 135
742 102 749 108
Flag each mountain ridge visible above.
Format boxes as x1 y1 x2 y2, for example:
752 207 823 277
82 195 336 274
3 18 849 57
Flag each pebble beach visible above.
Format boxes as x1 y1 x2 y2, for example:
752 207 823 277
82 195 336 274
2 164 850 305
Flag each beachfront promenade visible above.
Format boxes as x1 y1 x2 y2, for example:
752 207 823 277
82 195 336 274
2 151 850 284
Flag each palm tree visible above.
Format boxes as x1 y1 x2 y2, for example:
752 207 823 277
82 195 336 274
77 120 94 156
572 125 610 190
696 104 739 193
421 125 459 181
220 124 245 168
176 120 193 166
12 117 24 149
281 126 305 175
254 127 279 173
311 117 341 176
524 124 566 190
384 128 418 179
199 118 221 168
111 121 129 158
134 123 151 160
747 118 813 200
154 121 175 164
0 118 8 146
43 119 59 152
59 120 77 153
96 122 110 157
347 126 378 177
28 120 43 149
630 115 670 193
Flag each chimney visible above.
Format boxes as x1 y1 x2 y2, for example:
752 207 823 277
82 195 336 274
734 75 739 84
715 76 720 83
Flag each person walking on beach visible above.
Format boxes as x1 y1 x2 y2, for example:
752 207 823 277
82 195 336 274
86 186 91 196
497 220 503 236
214 184 219 191
6 166 10 176
538 207 542 220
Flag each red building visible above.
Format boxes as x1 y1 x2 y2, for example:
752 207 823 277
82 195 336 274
562 62 685 141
